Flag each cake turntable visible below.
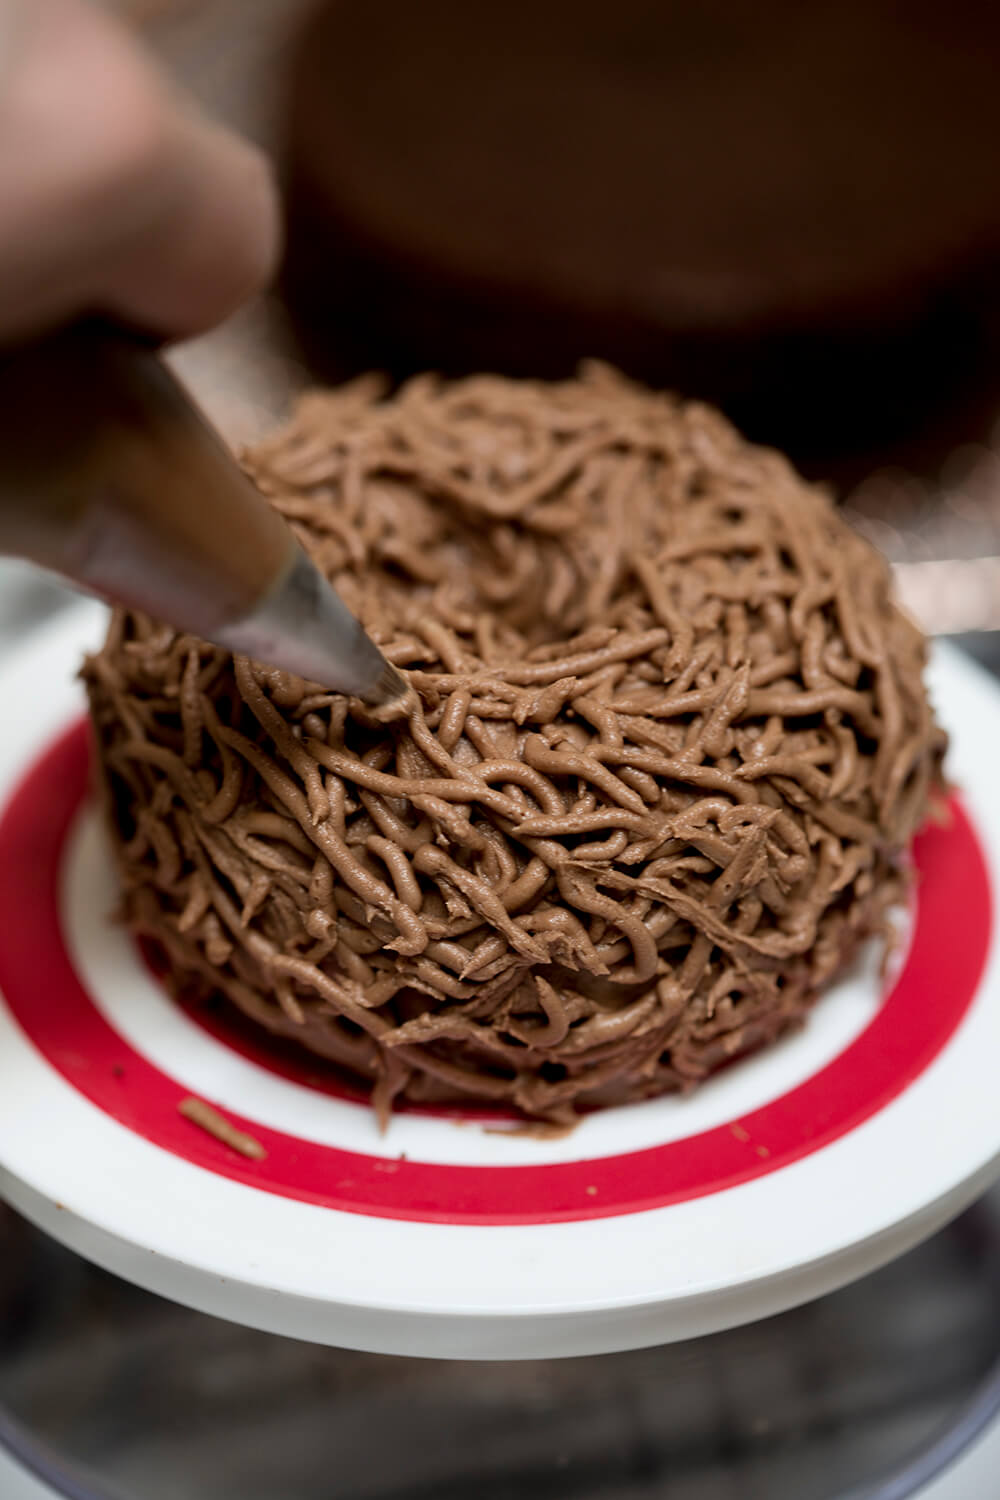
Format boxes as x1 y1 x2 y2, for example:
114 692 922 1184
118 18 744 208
0 600 997 1369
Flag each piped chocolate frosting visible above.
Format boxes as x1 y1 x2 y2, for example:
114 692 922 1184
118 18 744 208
84 366 945 1125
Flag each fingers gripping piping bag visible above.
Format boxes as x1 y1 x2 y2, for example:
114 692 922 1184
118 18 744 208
84 365 946 1129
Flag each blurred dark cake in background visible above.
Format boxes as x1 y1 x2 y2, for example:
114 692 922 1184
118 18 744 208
280 0 1000 475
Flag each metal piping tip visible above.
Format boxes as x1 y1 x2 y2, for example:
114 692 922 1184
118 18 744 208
214 543 404 701
364 659 411 709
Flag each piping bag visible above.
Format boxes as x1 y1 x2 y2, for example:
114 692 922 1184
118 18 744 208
0 323 407 706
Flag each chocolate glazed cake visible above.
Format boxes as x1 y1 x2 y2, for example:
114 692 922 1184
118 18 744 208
84 368 946 1126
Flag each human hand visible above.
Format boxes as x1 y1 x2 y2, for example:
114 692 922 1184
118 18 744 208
0 0 280 343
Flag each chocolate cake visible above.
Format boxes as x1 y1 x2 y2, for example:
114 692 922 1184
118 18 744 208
84 367 946 1125
280 0 1000 465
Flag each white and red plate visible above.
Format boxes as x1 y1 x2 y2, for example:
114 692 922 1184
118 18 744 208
0 603 997 1359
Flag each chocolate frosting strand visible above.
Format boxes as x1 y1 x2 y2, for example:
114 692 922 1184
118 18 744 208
84 365 946 1125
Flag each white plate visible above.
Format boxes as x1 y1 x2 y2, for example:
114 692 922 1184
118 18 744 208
0 604 997 1360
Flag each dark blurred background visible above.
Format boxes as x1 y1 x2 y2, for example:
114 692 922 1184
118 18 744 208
279 0 1000 481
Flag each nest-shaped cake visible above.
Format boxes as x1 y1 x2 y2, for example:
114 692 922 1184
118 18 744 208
84 366 946 1125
